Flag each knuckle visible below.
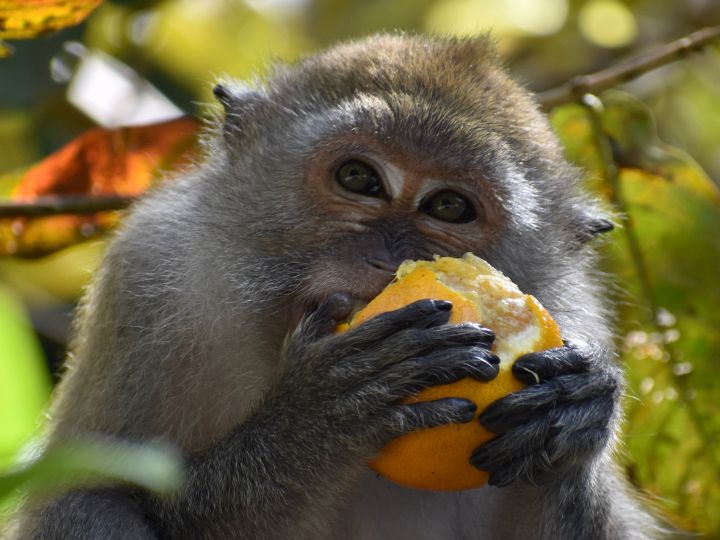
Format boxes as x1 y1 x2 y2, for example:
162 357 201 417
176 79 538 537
388 406 416 433
357 380 391 402
400 327 431 349
462 323 495 341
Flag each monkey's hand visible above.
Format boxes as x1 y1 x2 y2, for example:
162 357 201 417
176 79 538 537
272 293 500 462
469 341 621 487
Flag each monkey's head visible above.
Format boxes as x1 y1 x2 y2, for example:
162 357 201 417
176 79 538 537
201 34 611 326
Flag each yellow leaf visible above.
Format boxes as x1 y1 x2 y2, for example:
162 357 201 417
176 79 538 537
0 0 102 40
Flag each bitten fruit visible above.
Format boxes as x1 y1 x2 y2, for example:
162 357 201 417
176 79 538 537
339 253 563 491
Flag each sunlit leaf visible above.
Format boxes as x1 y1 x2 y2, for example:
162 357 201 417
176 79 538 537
91 0 311 100
0 167 26 198
0 438 183 503
0 0 102 40
601 91 720 200
552 94 720 535
0 286 50 470
0 117 199 258
0 239 105 305
550 103 608 196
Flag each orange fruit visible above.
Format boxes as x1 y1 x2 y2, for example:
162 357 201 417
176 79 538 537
339 253 563 491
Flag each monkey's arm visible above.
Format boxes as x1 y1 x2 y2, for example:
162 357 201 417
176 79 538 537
470 342 661 538
471 341 620 487
141 297 498 538
21 297 498 539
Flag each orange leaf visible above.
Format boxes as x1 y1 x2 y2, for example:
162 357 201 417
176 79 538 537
13 117 199 199
0 0 103 40
0 117 199 257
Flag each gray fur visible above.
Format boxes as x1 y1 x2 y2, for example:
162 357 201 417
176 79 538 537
9 33 662 539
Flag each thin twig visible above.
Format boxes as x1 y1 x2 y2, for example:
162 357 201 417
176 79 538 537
0 195 135 218
581 96 720 470
537 26 720 109
1 27 719 219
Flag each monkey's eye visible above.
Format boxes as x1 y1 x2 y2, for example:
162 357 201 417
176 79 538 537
423 190 477 223
335 160 384 197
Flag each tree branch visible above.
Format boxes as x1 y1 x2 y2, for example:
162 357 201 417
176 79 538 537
0 195 135 218
1 27 718 219
537 26 720 109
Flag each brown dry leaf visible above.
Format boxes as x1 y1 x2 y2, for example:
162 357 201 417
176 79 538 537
0 117 199 257
0 0 102 40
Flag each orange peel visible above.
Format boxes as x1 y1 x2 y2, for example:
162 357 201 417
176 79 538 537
340 253 563 491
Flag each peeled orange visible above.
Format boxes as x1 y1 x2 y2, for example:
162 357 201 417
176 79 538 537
340 253 563 491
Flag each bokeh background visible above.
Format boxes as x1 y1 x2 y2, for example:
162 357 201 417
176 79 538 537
1 0 719 536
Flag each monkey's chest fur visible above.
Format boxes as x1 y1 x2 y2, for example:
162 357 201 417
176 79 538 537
332 471 534 539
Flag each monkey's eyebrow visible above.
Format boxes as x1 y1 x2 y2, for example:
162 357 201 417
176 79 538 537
298 93 395 143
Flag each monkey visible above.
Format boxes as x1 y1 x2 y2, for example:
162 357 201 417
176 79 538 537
9 33 663 539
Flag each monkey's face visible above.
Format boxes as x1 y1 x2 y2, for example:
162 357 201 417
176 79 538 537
210 35 599 327
292 131 507 309
238 112 540 329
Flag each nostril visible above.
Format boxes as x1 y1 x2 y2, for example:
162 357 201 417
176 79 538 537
365 257 398 273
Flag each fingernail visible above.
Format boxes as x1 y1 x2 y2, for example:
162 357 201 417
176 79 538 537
449 398 476 413
514 366 541 385
433 300 452 311
451 398 477 421
462 401 477 414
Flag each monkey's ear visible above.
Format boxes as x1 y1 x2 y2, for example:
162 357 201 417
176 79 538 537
575 214 616 243
213 83 239 110
212 81 268 143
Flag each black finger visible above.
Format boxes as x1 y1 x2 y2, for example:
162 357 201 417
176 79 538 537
470 425 549 473
478 383 560 432
512 346 589 385
421 323 495 350
347 299 453 344
396 398 477 432
478 370 618 433
480 389 615 435
483 423 612 487
472 400 615 476
375 347 499 399
417 346 500 385
303 292 354 339
369 323 496 365
353 346 496 403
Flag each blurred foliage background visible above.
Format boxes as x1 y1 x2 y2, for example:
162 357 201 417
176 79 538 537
1 0 719 536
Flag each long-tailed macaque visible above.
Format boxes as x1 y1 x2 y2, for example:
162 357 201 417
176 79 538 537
13 34 661 539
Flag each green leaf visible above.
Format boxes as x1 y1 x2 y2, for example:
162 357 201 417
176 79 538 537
0 287 183 514
552 92 720 535
0 286 50 470
0 438 184 504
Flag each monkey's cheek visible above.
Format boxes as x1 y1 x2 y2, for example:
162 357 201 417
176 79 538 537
287 299 310 333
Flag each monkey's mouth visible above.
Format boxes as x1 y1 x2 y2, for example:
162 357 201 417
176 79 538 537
285 257 400 334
